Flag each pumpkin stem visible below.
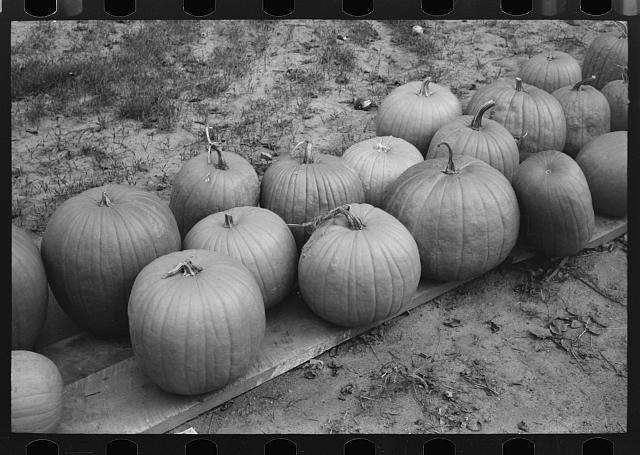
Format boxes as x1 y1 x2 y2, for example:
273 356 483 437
418 77 433 97
375 142 390 153
298 141 315 164
210 144 228 170
614 21 628 38
223 213 234 228
515 77 523 92
438 142 458 175
161 259 203 278
470 100 496 130
98 191 112 207
572 75 596 91
287 205 366 231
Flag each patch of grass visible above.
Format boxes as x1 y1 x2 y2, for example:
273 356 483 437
347 21 380 46
386 20 442 62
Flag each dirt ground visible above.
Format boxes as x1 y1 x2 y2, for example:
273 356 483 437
10 19 627 434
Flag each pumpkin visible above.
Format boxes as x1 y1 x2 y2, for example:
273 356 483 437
551 76 611 158
260 141 365 248
41 184 181 337
170 137 260 238
128 249 265 395
613 0 640 15
575 131 627 217
464 77 566 162
513 150 595 256
582 22 628 90
375 77 462 155
183 206 298 309
341 136 423 206
518 51 582 93
384 143 520 281
601 67 628 131
298 204 421 327
12 226 48 350
426 100 520 181
12 350 63 433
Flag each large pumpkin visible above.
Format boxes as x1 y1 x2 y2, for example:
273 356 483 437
12 226 48 350
582 22 628 90
260 141 365 248
513 150 595 256
464 77 566 161
375 78 462 155
552 76 611 158
170 142 260 238
341 136 423 206
298 204 421 327
518 51 582 93
384 143 520 282
41 184 181 337
601 67 628 131
575 131 627 218
426 100 520 181
183 206 298 309
128 249 265 395
12 350 63 433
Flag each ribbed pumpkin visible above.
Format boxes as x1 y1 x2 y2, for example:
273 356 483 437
518 51 582 93
375 78 462 155
298 204 421 327
384 143 520 282
552 76 611 158
575 131 627 217
12 226 48 350
341 136 423 206
426 100 520 181
512 150 595 256
170 142 260 238
582 22 628 90
128 249 265 395
601 67 628 131
11 350 63 433
260 141 365 248
183 206 298 309
41 184 181 337
465 77 566 161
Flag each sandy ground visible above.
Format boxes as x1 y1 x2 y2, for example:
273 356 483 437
11 19 627 434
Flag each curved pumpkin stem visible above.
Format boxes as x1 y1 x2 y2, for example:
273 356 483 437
572 75 596 91
438 142 458 175
515 77 523 92
471 100 496 130
287 205 366 231
162 259 203 278
418 77 433 97
614 21 628 38
223 213 234 228
209 144 228 170
98 191 112 207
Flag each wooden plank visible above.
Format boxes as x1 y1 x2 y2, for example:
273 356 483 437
49 216 625 434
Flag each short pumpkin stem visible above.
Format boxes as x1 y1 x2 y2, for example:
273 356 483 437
292 140 314 164
572 75 596 91
438 142 458 175
471 100 496 130
209 144 228 170
375 142 390 153
418 77 433 97
98 191 112 207
515 77 523 92
161 259 203 278
223 213 234 228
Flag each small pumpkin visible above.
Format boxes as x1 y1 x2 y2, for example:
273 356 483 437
512 150 595 257
170 128 260 238
341 136 423 206
12 350 63 433
12 226 48 350
601 67 628 131
575 131 627 218
551 76 611 158
518 51 582 93
260 141 365 248
184 206 298 309
582 22 628 90
384 143 520 282
298 204 421 327
465 77 566 161
375 77 462 155
426 100 520 181
128 249 266 396
41 184 181 337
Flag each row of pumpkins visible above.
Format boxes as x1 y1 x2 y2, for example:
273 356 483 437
12 23 628 432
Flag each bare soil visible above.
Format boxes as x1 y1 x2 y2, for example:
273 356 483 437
11 19 627 434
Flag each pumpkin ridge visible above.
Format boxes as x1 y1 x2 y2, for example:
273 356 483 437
66 208 96 321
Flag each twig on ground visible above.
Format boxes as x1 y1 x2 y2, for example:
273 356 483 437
571 273 626 306
546 256 569 282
